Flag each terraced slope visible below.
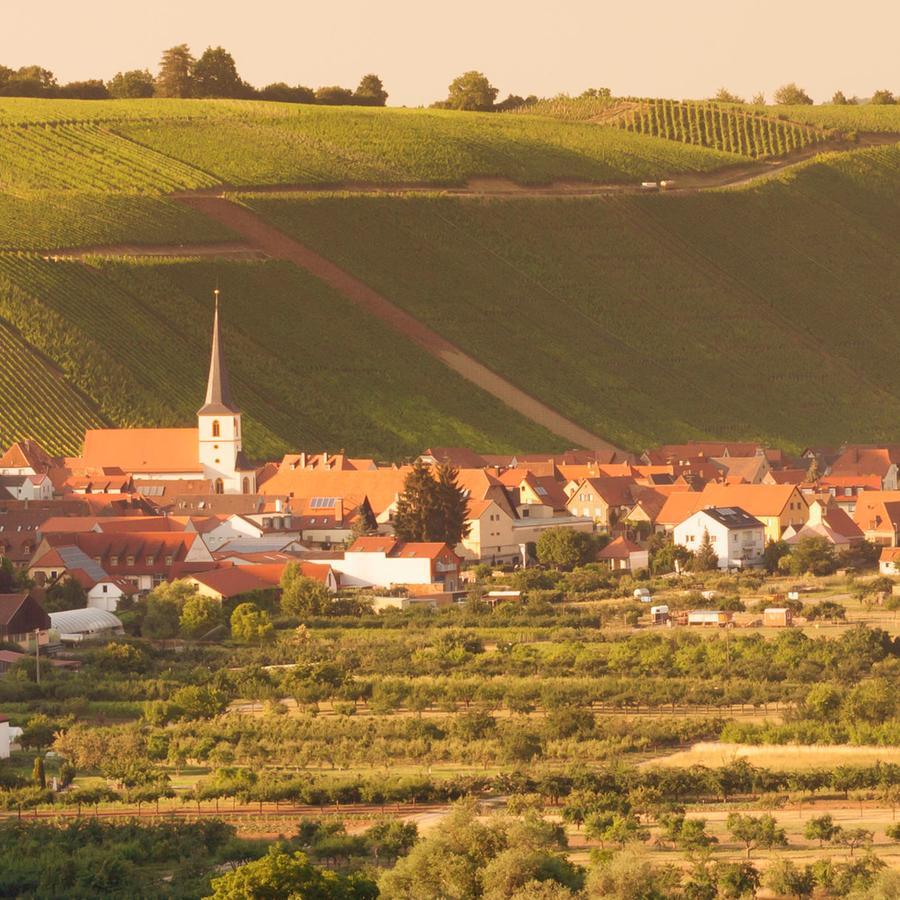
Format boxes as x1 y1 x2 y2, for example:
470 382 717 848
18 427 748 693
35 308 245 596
0 319 105 455
237 144 900 451
0 254 566 458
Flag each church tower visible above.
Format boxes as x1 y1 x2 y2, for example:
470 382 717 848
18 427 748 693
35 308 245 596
198 290 254 494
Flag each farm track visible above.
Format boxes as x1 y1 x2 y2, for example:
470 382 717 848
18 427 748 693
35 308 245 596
169 131 899 199
41 241 265 261
174 194 618 452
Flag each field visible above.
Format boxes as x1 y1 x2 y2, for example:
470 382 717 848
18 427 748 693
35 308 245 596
610 99 828 158
238 142 900 450
0 254 565 457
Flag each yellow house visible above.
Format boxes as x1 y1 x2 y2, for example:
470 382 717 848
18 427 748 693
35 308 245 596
695 484 809 542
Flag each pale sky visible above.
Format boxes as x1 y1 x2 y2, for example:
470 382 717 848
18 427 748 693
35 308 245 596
3 1 897 107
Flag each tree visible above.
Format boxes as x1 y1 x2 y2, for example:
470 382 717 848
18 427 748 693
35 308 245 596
715 861 760 899
32 756 45 789
763 539 789 573
59 80 109 99
445 71 498 111
783 536 836 576
692 529 718 572
714 88 745 104
280 565 331 617
0 556 14 593
155 44 194 98
179 594 224 639
43 577 86 612
536 528 594 570
834 826 873 856
806 599 846 623
871 90 896 105
774 83 813 105
803 684 843 721
107 69 154 98
831 90 851 105
142 580 196 639
258 83 316 104
350 498 378 539
230 603 274 643
725 813 788 858
393 460 441 542
208 845 376 898
750 92 766 105
354 74 388 106
805 814 839 847
596 813 649 848
436 463 471 546
315 86 355 105
192 46 247 99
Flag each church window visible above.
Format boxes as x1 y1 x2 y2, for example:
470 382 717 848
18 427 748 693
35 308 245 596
212 420 221 437
215 479 224 494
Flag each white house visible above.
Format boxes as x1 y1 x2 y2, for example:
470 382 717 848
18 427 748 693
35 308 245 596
87 578 139 613
0 474 53 501
674 506 766 569
329 537 461 591
0 716 9 759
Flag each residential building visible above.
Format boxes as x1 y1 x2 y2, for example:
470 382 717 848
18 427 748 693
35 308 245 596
0 592 51 648
596 536 649 572
674 506 766 569
853 492 900 546
333 537 461 591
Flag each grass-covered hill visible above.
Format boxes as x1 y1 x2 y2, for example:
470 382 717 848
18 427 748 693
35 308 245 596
238 144 900 451
0 97 897 456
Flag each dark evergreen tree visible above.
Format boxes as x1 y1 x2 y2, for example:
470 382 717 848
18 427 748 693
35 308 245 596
436 463 470 546
155 44 195 98
393 460 441 542
692 528 719 571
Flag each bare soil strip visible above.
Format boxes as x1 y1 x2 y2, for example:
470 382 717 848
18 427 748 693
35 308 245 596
175 194 616 451
41 241 265 261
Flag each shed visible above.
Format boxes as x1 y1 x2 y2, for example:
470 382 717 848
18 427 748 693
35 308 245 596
763 607 793 627
649 604 669 625
0 593 51 647
687 609 732 627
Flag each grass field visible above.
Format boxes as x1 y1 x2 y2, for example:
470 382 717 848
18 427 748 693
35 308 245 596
0 254 565 457
238 142 900 450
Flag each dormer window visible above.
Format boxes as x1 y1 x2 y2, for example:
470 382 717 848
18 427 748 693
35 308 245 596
146 555 155 566
126 555 135 566
110 555 119 566
165 555 173 566
212 420 221 437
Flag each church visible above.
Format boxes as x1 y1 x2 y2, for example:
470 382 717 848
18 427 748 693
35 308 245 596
78 292 258 494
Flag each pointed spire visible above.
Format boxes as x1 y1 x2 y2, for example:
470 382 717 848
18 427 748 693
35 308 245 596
198 288 239 415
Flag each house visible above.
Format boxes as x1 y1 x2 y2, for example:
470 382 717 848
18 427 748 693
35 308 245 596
0 440 55 477
0 592 51 648
332 538 462 591
185 567 276 603
87 577 139 613
828 446 900 491
782 499 864 547
76 295 257 495
459 498 520 565
643 442 765 465
419 447 489 469
49 608 124 643
565 477 640 528
674 506 766 569
658 484 807 542
879 547 900 575
0 474 53 501
710 455 771 484
0 716 10 759
30 531 216 592
597 536 649 572
852 492 900 546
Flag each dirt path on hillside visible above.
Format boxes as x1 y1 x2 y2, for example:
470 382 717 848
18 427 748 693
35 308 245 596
171 132 898 200
42 241 266 261
175 194 616 451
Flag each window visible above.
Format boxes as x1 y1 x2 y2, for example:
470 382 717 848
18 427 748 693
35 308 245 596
126 555 135 566
110 555 119 566
212 420 220 437
214 479 224 494
165 555 173 566
146 556 154 565
102 585 108 594
242 477 250 494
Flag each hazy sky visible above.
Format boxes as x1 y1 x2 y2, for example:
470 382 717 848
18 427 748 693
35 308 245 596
4 1 897 106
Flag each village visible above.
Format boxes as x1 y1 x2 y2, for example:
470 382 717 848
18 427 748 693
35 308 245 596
1 299 898 673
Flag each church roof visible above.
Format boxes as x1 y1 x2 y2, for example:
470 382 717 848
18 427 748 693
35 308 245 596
81 428 202 474
198 293 239 416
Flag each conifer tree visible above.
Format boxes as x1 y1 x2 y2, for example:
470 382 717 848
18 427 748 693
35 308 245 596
33 756 45 789
155 44 195 98
393 460 441 542
436 463 471 546
693 528 719 571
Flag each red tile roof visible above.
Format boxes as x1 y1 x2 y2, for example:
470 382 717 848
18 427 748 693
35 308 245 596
81 428 203 474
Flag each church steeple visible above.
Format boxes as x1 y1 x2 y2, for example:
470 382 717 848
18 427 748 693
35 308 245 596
198 288 239 416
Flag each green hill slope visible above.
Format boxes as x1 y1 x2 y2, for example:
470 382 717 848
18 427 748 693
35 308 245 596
237 144 900 451
0 254 565 457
